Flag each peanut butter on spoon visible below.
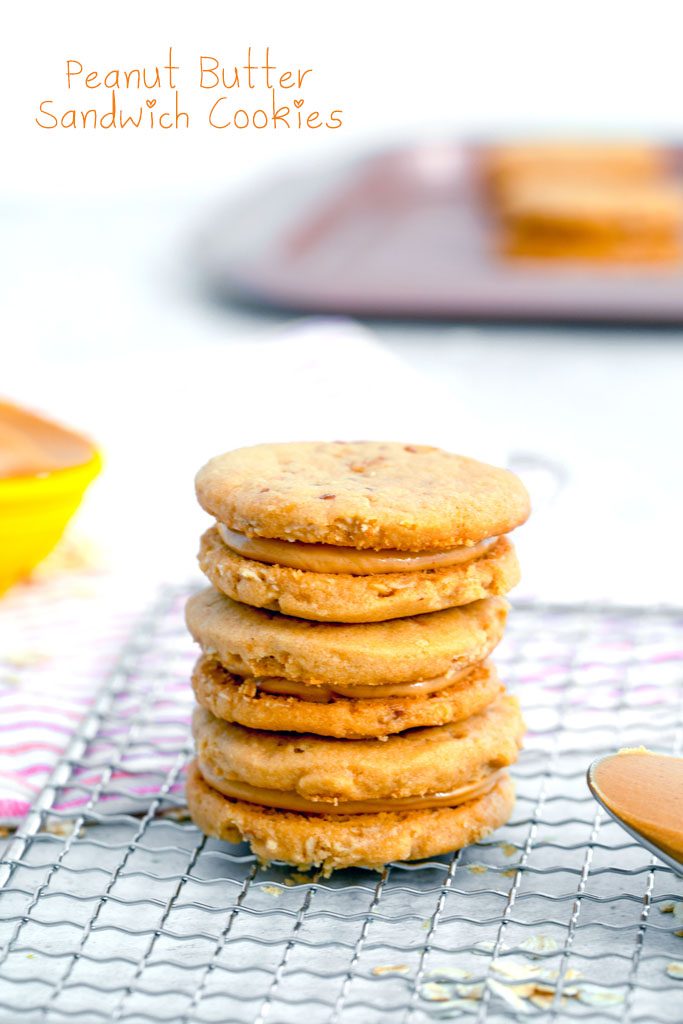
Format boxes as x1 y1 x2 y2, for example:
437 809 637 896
588 748 683 867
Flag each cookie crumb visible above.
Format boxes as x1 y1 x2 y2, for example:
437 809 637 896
577 984 624 1006
43 818 81 837
421 981 453 1002
659 901 683 936
284 871 318 886
159 806 192 822
474 939 508 953
487 978 530 1012
427 967 471 982
530 992 562 1009
372 964 409 976
518 934 558 954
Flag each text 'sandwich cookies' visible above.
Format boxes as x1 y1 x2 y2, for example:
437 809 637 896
186 441 530 872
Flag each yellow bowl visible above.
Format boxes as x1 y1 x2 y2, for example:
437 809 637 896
0 449 102 595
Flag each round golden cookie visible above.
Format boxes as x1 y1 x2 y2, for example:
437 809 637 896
192 655 503 739
192 694 523 802
186 588 508 686
195 441 530 550
186 761 516 873
198 526 520 623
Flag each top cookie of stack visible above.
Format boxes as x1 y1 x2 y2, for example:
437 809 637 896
196 441 529 623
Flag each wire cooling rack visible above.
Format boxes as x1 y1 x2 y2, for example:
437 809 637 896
0 588 682 1024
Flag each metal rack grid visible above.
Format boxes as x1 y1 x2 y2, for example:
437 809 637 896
0 588 682 1024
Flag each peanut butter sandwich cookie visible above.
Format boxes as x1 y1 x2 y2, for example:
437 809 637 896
191 654 503 739
186 587 508 686
195 441 528 622
187 695 524 873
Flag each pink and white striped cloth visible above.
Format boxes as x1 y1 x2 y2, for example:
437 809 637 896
0 565 154 826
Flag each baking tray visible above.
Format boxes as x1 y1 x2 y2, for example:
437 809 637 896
0 587 682 1023
199 143 683 323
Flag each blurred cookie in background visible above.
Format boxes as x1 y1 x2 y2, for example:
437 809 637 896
483 141 671 202
498 178 683 263
481 140 683 264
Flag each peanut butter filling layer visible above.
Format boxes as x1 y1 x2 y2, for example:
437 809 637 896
198 760 505 815
251 665 473 703
217 523 495 575
591 748 683 862
0 400 94 479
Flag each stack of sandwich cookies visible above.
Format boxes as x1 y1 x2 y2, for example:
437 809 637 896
186 441 530 872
